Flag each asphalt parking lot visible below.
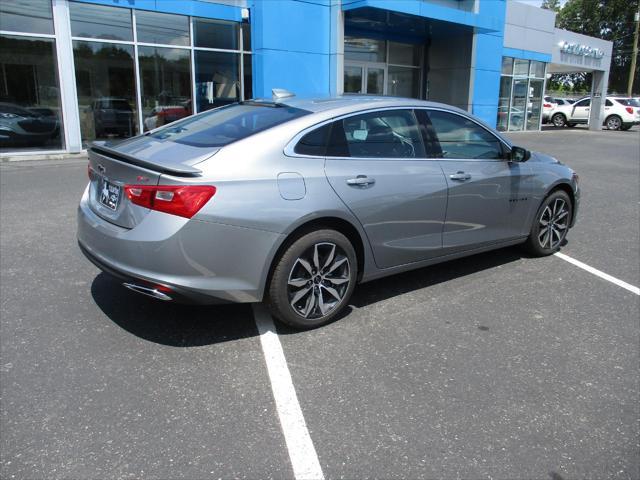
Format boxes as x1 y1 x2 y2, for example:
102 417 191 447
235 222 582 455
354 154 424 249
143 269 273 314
1 127 638 479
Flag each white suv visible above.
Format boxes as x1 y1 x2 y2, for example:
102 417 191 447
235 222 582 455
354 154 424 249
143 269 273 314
550 96 640 130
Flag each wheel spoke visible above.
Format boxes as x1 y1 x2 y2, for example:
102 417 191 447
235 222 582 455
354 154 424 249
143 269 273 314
327 256 347 274
322 285 342 301
288 277 308 288
538 226 548 239
312 244 320 270
317 289 329 316
555 210 568 222
322 244 336 270
297 258 313 276
325 275 349 285
302 290 317 317
290 286 312 308
540 229 550 248
555 223 567 230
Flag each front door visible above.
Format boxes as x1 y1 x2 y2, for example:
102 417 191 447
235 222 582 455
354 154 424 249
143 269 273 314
344 63 387 95
324 109 448 268
571 98 591 123
422 109 533 252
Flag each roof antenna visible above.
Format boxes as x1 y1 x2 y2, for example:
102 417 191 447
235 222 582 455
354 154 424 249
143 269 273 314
272 88 295 101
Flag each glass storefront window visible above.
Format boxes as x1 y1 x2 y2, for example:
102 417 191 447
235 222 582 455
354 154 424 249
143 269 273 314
138 46 191 131
366 67 384 95
344 37 386 63
509 78 528 131
496 76 512 131
194 50 240 112
69 2 133 41
73 41 138 144
530 61 545 79
241 23 251 51
135 11 189 47
527 79 543 130
193 18 239 50
513 59 529 76
0 34 64 151
387 66 420 98
344 66 363 94
501 57 513 75
388 41 420 66
243 54 253 100
0 0 54 35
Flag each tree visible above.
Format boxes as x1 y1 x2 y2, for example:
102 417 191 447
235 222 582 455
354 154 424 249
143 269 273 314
553 0 640 94
541 0 562 13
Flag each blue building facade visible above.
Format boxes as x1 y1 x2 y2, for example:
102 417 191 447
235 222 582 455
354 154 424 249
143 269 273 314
1 0 609 155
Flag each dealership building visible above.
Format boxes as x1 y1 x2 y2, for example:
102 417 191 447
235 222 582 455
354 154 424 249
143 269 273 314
0 0 613 155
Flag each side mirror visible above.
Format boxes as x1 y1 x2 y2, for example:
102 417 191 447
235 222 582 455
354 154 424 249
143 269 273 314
510 146 531 162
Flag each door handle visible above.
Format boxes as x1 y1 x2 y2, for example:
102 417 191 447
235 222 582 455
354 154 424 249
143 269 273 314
449 171 471 181
346 175 375 186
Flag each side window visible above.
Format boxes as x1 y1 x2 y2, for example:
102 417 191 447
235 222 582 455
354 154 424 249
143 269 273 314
340 109 426 158
575 98 590 107
426 110 504 160
605 99 613 107
294 124 331 156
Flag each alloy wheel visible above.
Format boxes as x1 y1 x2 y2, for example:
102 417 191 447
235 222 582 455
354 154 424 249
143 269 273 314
606 116 621 130
287 242 351 319
538 198 570 249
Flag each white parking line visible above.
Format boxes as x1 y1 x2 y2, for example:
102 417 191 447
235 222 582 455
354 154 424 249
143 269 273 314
554 252 640 296
252 304 325 480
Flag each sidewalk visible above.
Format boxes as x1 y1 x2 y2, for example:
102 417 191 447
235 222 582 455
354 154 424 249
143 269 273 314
0 151 88 163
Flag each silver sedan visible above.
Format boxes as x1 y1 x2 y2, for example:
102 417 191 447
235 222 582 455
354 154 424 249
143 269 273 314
77 93 580 329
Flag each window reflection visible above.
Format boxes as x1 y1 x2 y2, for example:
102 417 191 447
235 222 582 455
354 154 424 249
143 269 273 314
195 51 240 112
0 0 54 35
73 41 137 144
0 35 64 151
70 2 133 41
138 46 192 131
193 18 238 50
135 10 189 47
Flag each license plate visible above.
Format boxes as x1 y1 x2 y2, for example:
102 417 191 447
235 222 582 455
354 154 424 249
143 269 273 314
99 178 121 211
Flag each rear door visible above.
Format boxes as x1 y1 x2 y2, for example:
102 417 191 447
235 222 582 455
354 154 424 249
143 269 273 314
422 109 533 252
323 109 448 269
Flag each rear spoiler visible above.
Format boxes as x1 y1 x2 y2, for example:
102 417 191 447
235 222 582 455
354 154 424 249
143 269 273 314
90 144 202 177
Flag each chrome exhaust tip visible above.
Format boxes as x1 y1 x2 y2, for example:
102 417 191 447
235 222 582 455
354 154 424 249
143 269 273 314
122 283 173 301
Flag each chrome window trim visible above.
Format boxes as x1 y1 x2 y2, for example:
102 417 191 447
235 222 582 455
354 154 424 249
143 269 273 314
284 106 512 161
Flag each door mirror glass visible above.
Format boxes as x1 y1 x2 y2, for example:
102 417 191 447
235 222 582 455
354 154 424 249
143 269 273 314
510 146 531 162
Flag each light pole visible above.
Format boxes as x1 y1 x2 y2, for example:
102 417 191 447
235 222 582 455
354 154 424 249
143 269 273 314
627 3 640 97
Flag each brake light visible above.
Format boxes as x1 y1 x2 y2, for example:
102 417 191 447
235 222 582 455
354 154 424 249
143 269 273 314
124 184 216 218
88 163 95 180
625 107 634 114
543 103 552 108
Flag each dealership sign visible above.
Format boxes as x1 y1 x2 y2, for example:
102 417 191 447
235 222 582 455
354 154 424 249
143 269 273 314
559 41 605 59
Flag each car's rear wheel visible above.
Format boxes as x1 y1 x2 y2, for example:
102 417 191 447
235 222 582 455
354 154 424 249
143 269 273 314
605 115 622 130
267 229 357 329
523 190 572 256
552 113 567 127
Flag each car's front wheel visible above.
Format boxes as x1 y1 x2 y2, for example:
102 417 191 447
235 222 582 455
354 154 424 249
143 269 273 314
267 229 357 329
524 190 572 256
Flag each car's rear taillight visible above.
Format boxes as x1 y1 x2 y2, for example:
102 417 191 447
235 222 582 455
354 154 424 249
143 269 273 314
124 184 216 218
543 103 552 108
625 107 634 114
88 163 95 180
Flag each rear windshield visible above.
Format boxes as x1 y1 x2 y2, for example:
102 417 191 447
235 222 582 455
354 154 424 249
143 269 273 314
614 98 635 106
147 102 310 147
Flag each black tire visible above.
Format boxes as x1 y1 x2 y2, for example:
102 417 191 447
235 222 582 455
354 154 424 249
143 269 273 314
523 190 572 257
605 115 622 130
267 229 357 329
552 113 567 128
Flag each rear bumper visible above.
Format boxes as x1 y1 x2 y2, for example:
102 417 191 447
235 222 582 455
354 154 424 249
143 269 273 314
77 186 284 304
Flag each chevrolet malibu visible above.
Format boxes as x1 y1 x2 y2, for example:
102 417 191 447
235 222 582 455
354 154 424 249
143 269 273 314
77 92 580 329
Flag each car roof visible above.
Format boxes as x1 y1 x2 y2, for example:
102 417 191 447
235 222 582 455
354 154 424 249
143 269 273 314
254 95 469 116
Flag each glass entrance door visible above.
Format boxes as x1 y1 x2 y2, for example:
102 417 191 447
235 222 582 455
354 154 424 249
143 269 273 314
344 63 386 95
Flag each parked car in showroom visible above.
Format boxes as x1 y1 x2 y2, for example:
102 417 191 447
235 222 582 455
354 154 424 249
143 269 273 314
0 102 59 148
78 92 580 329
550 96 640 130
88 98 135 138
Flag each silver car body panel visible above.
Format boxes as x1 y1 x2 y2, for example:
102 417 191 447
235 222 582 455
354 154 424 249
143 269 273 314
77 96 580 303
